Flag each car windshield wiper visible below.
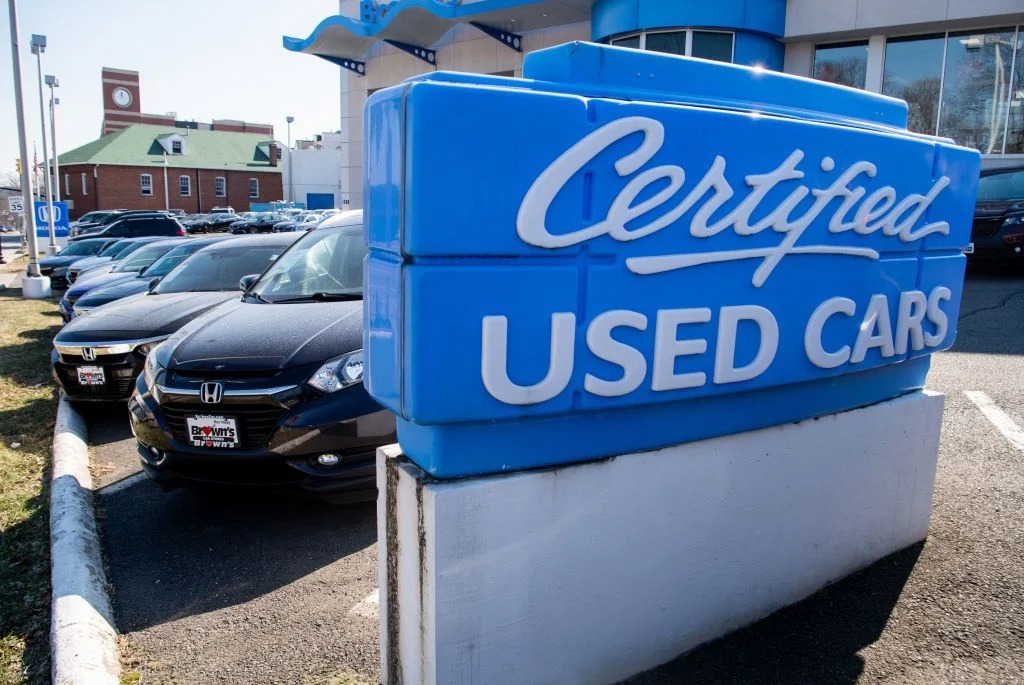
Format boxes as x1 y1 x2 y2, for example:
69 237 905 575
247 291 272 304
268 292 363 303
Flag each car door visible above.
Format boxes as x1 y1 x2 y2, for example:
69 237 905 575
104 220 132 237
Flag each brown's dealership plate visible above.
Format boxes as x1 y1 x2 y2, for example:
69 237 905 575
186 415 240 449
964 243 975 254
77 365 105 386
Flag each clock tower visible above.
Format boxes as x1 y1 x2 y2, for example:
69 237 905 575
100 67 142 135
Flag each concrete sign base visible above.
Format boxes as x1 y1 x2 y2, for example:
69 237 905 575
22 275 52 299
378 390 944 685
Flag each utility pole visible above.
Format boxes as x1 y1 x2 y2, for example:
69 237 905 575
7 0 47 296
46 74 59 200
31 34 57 254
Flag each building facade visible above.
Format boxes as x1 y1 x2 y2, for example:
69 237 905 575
283 132 345 209
58 125 282 219
284 0 1024 207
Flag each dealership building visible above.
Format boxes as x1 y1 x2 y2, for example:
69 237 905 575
284 0 1024 208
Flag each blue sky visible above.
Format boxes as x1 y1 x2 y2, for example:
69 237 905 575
0 0 341 180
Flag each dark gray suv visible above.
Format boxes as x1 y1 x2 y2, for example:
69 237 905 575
69 214 185 242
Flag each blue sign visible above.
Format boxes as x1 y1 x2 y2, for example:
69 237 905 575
34 201 70 237
364 42 980 479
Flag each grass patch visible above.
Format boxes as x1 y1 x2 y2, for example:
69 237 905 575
0 261 63 685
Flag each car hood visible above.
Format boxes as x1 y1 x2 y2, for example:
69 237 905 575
55 291 240 344
70 256 113 271
66 272 138 298
168 300 363 372
975 199 1024 219
74 278 151 307
40 254 88 269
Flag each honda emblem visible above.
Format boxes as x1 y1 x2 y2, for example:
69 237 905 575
200 381 224 404
81 348 96 362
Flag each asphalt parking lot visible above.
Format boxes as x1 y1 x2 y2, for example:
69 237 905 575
83 267 1024 684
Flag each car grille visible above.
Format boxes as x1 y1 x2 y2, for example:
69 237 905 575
160 402 287 450
971 218 1003 240
53 363 136 400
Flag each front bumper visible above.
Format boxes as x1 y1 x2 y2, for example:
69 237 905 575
129 374 396 495
51 347 145 401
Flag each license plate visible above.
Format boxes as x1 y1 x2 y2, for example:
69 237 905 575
77 365 105 386
964 243 975 254
186 415 239 449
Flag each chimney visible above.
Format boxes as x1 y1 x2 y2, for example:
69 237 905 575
269 143 279 167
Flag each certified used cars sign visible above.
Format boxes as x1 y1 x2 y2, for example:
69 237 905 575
364 42 981 478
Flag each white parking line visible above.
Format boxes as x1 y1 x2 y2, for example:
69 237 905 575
95 472 147 496
347 588 379 619
965 391 1024 452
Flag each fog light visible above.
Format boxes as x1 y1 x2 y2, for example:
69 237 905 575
316 453 341 467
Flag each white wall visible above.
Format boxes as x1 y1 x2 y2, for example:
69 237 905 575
785 0 1024 39
379 390 945 685
282 147 343 208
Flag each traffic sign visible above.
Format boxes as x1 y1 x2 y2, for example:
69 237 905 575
33 201 70 237
8 196 23 213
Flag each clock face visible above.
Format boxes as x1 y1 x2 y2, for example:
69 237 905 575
112 87 132 108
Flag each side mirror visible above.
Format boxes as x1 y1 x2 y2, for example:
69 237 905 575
239 274 259 292
148 277 160 292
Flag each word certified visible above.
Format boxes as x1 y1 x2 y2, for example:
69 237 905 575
479 116 958 406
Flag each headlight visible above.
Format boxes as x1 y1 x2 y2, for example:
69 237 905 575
1004 215 1024 226
142 346 166 385
72 306 91 317
307 350 364 393
135 339 167 357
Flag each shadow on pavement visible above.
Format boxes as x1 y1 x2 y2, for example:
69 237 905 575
623 543 923 685
99 478 377 633
953 269 1024 356
75 402 133 446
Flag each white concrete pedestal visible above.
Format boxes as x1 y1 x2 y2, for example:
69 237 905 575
22 275 52 299
378 390 944 685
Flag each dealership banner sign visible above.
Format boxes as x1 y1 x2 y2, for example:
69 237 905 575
364 42 980 478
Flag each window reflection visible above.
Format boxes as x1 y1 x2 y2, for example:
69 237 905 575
692 31 733 63
1006 31 1024 153
813 42 868 89
645 31 687 56
882 34 945 136
939 28 1017 154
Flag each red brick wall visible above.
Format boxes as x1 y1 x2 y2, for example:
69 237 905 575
60 164 282 219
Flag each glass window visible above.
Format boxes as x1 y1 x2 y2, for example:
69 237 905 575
113 242 178 273
645 30 687 56
251 226 366 302
691 31 733 63
171 140 182 154
64 173 70 196
215 176 226 197
882 34 946 136
140 174 152 196
81 172 87 196
939 28 1017 154
179 175 191 196
1006 30 1024 154
610 35 640 50
249 178 259 198
814 41 868 88
154 245 285 294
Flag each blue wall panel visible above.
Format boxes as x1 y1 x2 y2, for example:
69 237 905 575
734 32 784 70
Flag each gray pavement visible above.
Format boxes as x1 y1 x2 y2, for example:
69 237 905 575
82 267 1024 684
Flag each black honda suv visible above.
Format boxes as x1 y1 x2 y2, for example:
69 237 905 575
969 166 1024 262
68 213 185 242
129 211 396 501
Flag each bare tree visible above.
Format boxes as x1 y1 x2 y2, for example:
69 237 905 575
0 169 20 190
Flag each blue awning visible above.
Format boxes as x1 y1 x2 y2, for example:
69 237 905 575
283 0 594 66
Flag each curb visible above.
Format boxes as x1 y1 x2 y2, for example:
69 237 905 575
50 396 120 685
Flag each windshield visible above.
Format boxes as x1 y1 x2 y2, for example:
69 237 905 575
977 170 1024 203
141 242 213 278
77 212 109 223
250 226 365 303
99 240 132 257
153 245 285 294
59 241 106 257
113 242 178 273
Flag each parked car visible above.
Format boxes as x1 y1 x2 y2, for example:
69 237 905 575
128 211 395 500
181 214 211 233
69 210 122 232
69 209 170 238
51 233 301 402
231 212 285 234
57 238 186 322
209 206 235 214
71 235 239 314
199 213 242 232
66 237 169 285
68 213 185 243
968 166 1024 263
31 237 118 288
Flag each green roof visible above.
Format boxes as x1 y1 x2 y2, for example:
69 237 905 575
58 124 282 173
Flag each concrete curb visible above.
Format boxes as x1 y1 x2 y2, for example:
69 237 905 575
50 396 120 685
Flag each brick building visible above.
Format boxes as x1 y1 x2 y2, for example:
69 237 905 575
58 125 283 219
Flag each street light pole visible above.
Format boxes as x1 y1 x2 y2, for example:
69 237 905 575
46 74 59 201
286 115 294 206
162 153 169 211
30 34 57 254
7 0 48 295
